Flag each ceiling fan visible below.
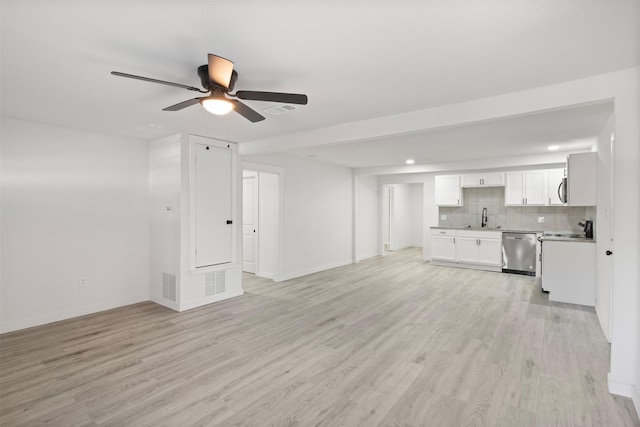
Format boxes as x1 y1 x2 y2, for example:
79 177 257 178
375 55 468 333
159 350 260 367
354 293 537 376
111 54 308 123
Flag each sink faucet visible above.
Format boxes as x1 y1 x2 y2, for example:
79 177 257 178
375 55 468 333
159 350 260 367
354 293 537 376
481 207 488 228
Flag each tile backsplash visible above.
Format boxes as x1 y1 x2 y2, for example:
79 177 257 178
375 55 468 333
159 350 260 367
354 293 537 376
438 187 595 233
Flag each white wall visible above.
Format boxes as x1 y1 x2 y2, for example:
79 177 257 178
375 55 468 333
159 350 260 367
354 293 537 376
0 117 150 332
149 135 181 310
355 175 380 261
242 153 353 281
386 183 423 250
377 173 438 259
257 171 278 279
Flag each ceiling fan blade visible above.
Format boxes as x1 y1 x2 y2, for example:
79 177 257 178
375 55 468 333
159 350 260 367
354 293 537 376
235 91 308 105
229 99 265 122
163 97 203 111
208 54 234 89
111 71 206 93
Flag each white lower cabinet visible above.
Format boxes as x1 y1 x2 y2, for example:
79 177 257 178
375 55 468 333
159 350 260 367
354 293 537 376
431 229 502 272
431 229 456 262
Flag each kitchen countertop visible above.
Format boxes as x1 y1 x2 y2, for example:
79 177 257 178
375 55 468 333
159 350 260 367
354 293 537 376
539 235 596 243
430 226 595 243
430 226 543 233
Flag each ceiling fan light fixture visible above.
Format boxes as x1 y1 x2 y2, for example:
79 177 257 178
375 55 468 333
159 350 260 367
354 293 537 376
200 97 234 115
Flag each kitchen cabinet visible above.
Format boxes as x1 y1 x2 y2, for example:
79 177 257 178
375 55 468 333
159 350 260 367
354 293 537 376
431 228 502 271
505 171 546 206
435 175 463 206
567 152 597 206
456 230 502 267
542 240 596 306
431 229 456 262
547 168 566 206
461 173 505 187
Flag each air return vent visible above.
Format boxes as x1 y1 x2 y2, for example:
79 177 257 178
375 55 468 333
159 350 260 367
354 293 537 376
263 104 297 115
162 273 177 301
205 270 226 296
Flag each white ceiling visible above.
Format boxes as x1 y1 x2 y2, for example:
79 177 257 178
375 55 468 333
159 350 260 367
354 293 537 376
1 1 638 169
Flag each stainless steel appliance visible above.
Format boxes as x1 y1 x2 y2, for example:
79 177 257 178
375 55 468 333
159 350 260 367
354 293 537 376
502 232 537 276
558 176 568 204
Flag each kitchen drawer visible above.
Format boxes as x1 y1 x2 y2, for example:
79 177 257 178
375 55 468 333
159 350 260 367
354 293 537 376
431 229 456 236
456 230 502 240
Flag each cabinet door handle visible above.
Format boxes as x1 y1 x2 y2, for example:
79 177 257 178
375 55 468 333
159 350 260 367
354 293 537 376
522 198 525 205
453 238 456 244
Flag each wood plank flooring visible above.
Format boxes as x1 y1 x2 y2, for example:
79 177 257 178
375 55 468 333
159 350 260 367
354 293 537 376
1 247 639 426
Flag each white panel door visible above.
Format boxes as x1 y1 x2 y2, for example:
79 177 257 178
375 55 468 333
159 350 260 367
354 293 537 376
194 143 232 268
504 172 525 205
434 175 462 206
477 238 502 266
431 235 456 261
524 171 546 205
242 173 258 273
547 169 566 205
455 237 478 263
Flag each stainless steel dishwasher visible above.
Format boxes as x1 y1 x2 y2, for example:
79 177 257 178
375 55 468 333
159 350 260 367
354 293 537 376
502 232 537 276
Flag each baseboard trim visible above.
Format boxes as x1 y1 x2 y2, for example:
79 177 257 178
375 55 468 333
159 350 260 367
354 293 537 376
150 295 180 312
608 373 634 397
0 293 150 334
280 259 353 282
594 304 612 342
632 385 640 420
179 289 244 312
256 271 274 280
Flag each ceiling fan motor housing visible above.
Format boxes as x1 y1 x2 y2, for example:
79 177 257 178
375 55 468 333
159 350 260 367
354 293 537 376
197 65 237 92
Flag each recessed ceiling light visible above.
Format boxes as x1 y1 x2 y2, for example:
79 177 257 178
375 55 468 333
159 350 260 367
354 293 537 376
405 159 415 164
547 145 560 151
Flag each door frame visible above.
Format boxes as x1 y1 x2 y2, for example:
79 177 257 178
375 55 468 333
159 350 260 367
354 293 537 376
242 162 284 282
242 171 259 273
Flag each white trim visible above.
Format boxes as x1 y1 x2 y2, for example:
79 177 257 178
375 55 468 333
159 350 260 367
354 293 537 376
594 305 612 343
241 161 285 282
256 271 274 280
549 294 595 307
279 259 353 282
0 294 149 333
608 372 634 397
180 289 244 312
632 385 640 420
150 295 179 311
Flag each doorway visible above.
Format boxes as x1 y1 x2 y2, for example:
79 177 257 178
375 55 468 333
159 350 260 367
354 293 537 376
242 165 282 281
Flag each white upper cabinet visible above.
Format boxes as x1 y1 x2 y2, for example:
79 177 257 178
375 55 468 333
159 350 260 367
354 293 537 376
461 172 505 187
547 168 566 206
435 175 463 206
505 171 546 206
567 152 597 206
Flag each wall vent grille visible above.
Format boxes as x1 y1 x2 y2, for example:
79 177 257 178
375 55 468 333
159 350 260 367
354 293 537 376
162 273 177 301
205 270 226 296
263 104 297 115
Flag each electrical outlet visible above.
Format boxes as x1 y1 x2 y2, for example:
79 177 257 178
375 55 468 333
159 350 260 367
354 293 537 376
80 277 88 288
537 216 545 223
440 214 447 221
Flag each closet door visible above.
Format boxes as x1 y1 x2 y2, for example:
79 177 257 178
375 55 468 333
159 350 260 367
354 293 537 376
194 143 232 267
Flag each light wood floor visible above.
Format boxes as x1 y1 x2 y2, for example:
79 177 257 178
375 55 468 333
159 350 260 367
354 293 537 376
1 248 639 426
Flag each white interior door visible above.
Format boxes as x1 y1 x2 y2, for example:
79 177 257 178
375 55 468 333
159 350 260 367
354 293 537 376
194 143 232 268
596 129 615 342
242 172 258 273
